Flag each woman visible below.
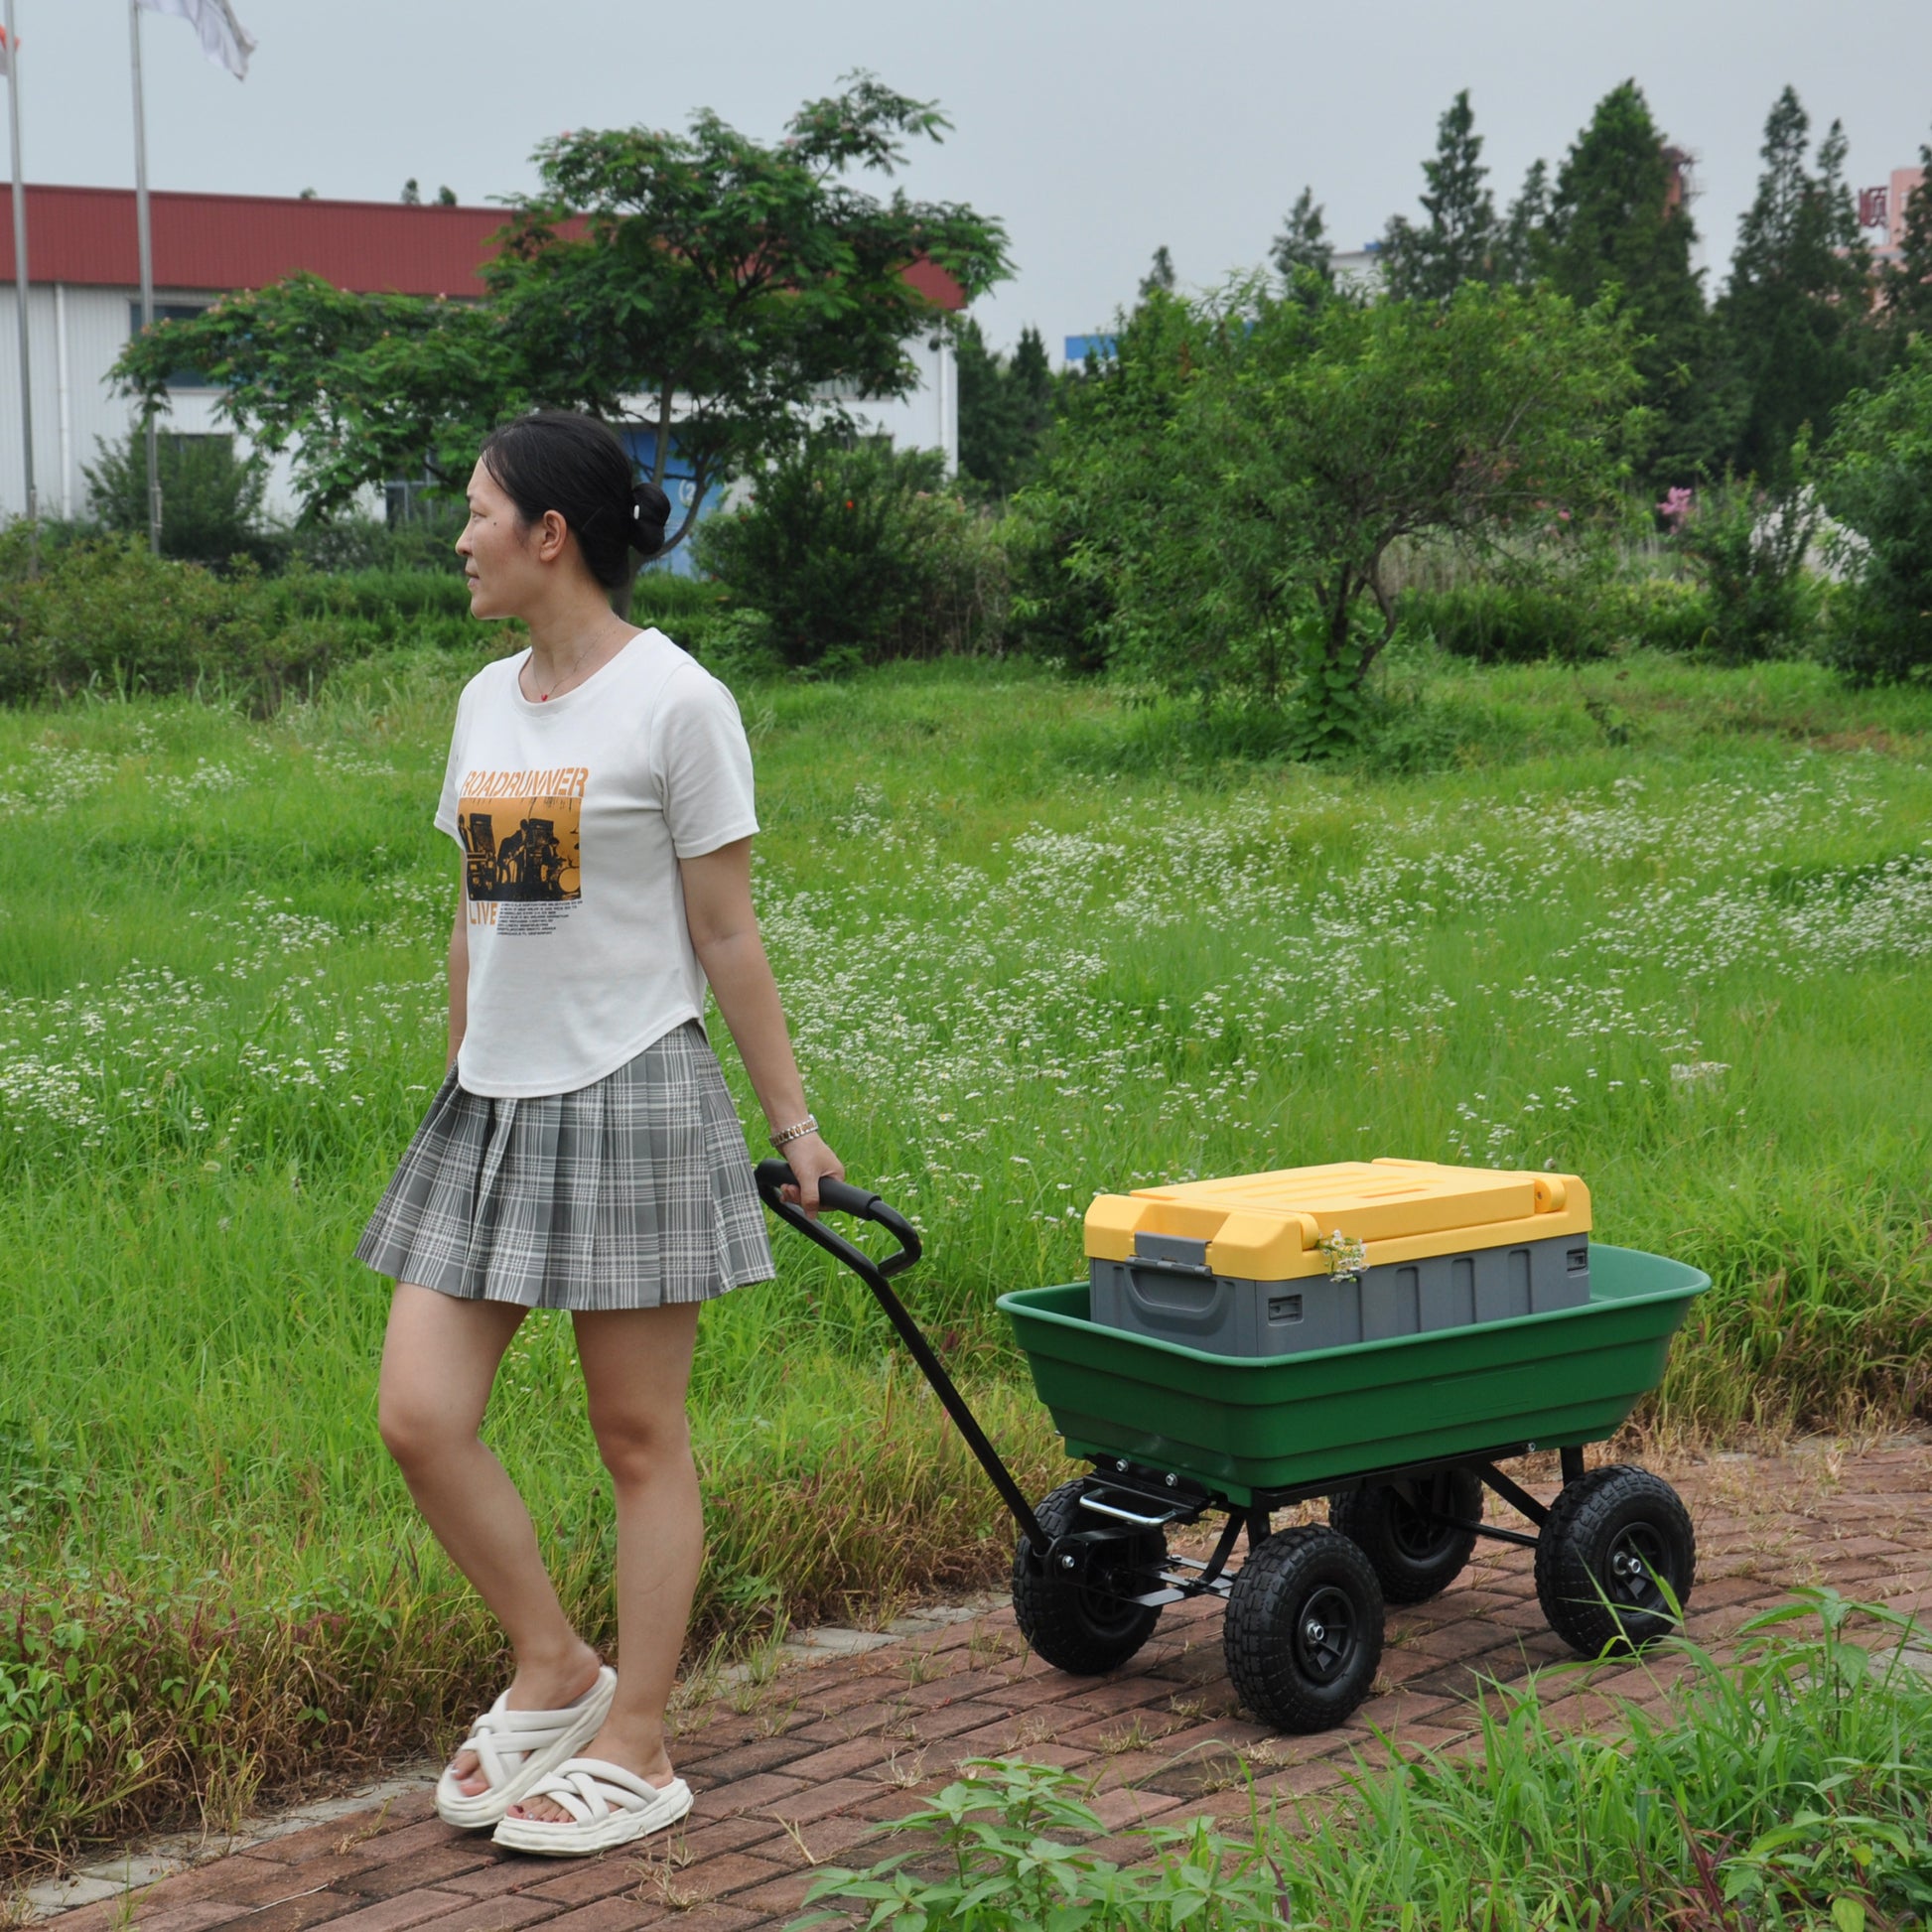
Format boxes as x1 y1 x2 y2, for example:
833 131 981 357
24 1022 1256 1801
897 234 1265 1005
358 411 842 1858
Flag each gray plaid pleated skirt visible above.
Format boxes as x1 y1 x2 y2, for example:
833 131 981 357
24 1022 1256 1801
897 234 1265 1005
356 1021 774 1311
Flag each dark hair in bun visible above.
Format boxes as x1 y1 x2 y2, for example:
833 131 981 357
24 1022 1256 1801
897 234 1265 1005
478 410 670 589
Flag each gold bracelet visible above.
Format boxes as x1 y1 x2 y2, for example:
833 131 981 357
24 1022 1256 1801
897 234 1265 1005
768 1113 819 1151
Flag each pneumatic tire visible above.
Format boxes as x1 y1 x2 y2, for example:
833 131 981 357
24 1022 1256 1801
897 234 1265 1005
1534 1465 1695 1657
1012 1480 1166 1676
1223 1525 1384 1733
1329 1468 1484 1604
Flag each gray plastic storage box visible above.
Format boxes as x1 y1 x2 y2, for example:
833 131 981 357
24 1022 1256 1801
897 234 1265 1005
1083 1160 1593 1359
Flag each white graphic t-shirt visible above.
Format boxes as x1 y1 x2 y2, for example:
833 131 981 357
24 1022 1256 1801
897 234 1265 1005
434 628 759 1098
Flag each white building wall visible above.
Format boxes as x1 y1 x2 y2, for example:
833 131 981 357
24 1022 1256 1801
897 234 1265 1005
0 282 305 525
840 332 959 472
0 285 960 527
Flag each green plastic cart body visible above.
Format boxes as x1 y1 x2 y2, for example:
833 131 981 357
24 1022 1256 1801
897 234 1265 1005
997 1244 1708 1505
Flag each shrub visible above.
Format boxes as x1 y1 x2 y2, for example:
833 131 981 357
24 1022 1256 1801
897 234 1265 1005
82 427 280 572
1667 467 1824 664
694 438 1006 670
1406 576 1719 662
1403 581 1612 663
280 502 470 577
0 536 505 711
1606 575 1720 654
1820 345 1932 684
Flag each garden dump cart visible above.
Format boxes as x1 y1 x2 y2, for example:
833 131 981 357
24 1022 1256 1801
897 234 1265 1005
755 1159 1709 1735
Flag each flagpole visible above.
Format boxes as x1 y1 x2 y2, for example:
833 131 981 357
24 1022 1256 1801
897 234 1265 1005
128 0 160 554
4 0 37 570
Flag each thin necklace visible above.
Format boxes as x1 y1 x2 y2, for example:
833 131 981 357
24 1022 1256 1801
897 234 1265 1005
531 633 603 702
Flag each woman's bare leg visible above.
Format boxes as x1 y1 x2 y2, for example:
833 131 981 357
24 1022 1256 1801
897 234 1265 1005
506 1301 702 1822
378 1284 602 1794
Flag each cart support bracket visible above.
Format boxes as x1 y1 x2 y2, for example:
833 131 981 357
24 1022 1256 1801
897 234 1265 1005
1474 1461 1549 1529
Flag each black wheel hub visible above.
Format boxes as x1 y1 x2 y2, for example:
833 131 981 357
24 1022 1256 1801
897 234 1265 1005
1388 1493 1455 1562
1603 1522 1670 1611
1292 1584 1358 1684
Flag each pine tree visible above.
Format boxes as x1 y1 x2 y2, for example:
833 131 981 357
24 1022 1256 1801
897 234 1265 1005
1881 138 1932 340
1497 160 1551 286
1381 90 1499 301
1139 245 1176 299
1541 81 1720 483
957 320 1058 497
1721 86 1876 479
1009 326 1055 446
1271 187 1333 301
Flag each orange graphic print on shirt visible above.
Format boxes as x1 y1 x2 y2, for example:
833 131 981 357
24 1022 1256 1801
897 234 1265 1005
457 764 587 904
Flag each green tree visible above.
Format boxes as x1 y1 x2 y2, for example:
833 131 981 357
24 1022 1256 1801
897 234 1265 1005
1381 90 1500 301
1271 187 1333 302
1720 86 1874 481
1880 138 1932 342
1819 345 1932 683
956 321 1056 497
1107 282 1639 749
113 76 1012 557
82 426 276 569
1496 159 1551 286
1541 80 1725 484
1007 288 1224 671
1140 245 1177 298
694 436 999 669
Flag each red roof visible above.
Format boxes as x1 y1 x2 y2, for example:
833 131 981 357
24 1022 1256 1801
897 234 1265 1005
7 184 506 296
4 183 965 309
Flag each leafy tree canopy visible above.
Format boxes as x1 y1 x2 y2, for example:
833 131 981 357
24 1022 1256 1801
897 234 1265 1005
1096 282 1641 745
1381 90 1501 301
113 75 1012 549
1819 344 1932 683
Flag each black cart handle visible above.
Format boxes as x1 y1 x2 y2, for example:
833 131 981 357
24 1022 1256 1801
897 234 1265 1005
755 1159 1046 1553
754 1161 922 1280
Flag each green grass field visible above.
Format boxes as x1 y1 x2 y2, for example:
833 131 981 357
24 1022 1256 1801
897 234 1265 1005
3 643 1931 1865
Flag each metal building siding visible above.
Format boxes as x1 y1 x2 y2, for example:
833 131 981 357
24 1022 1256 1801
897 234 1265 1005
6 185 503 295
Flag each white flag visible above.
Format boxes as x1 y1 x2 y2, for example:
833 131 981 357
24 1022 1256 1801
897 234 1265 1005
136 0 256 80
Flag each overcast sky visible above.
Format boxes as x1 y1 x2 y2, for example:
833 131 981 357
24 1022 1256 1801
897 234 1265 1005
15 0 1932 357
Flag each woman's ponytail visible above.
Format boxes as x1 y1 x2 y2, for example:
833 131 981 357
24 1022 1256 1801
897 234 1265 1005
630 480 671 559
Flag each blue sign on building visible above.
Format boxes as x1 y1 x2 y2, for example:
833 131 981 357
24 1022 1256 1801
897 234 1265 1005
1062 335 1118 365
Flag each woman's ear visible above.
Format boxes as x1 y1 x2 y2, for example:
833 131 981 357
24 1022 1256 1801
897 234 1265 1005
535 509 571 564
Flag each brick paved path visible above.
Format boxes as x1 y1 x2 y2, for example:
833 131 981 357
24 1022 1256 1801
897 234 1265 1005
35 1440 1932 1932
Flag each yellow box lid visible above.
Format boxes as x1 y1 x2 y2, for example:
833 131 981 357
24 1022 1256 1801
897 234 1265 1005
1084 1159 1589 1282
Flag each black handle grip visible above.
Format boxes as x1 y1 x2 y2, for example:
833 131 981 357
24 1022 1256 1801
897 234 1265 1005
755 1159 922 1279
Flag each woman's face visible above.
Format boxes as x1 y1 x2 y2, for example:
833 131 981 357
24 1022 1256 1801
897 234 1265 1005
456 460 551 621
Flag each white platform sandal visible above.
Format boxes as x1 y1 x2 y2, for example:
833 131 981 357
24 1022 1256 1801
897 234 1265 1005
490 1757 693 1857
433 1665 617 1830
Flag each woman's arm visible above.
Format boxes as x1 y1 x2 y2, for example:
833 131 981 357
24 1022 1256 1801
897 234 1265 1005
448 883 469 1069
680 838 843 1212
